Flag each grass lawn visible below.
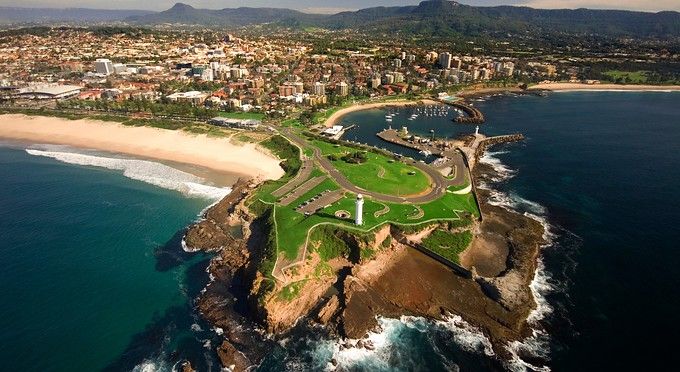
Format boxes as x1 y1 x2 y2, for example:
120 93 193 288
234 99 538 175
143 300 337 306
270 181 479 261
277 280 307 302
310 139 430 196
603 70 649 84
421 229 473 264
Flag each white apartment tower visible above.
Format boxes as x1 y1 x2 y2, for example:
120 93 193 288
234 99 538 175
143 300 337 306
337 82 349 96
438 52 452 69
94 59 114 75
313 82 326 96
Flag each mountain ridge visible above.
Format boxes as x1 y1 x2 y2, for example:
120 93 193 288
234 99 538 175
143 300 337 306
1 1 678 38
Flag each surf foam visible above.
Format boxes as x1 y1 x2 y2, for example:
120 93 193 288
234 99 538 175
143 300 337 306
479 150 515 181
477 148 560 370
25 148 231 200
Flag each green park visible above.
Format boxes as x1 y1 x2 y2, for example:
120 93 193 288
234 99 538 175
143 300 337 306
250 131 480 282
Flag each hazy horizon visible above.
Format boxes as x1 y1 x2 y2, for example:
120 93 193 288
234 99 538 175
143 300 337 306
0 0 678 13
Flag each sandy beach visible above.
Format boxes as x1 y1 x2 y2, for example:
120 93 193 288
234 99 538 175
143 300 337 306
324 99 439 127
528 82 680 92
0 114 285 180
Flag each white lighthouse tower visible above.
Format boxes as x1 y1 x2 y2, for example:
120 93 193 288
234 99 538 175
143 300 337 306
355 194 364 225
475 125 480 136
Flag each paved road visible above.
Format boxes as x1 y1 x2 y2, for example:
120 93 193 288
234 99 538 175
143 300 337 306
281 129 450 204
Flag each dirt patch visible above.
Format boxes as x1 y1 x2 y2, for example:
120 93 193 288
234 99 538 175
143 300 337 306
461 229 509 277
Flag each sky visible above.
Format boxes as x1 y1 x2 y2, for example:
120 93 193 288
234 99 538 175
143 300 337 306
0 0 677 13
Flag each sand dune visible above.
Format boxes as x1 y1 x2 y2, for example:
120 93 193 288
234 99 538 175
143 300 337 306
0 114 284 181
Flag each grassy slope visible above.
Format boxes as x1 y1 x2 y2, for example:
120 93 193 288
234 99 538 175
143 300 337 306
251 134 479 273
421 229 473 264
273 184 478 260
310 139 430 196
602 70 649 84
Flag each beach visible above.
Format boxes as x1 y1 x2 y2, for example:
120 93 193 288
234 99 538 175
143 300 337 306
528 82 680 92
324 99 439 127
0 114 284 180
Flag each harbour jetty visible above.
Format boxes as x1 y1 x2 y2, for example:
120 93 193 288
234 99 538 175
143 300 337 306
376 128 444 156
474 134 525 161
437 99 485 124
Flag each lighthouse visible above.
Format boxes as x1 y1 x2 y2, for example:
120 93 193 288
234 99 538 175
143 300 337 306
475 125 480 136
355 194 364 225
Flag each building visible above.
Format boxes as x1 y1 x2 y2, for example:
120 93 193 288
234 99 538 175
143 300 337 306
17 84 82 100
313 82 326 96
94 59 114 75
112 63 127 74
209 117 261 130
322 125 344 137
304 94 327 106
166 91 209 105
392 58 402 68
279 84 295 97
438 53 452 69
371 76 382 89
336 82 349 96
383 74 395 85
355 194 364 225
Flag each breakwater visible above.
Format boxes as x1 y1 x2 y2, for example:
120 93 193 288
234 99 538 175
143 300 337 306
438 100 485 124
474 134 525 161
376 129 444 156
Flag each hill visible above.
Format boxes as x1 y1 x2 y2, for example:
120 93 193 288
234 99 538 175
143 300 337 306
0 7 153 24
125 2 325 27
128 1 680 38
1 1 678 38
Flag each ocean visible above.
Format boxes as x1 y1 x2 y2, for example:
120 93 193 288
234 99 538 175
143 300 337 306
333 91 680 371
0 144 228 371
1 91 679 371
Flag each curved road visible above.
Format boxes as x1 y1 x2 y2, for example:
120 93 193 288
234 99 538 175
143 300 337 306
282 129 450 204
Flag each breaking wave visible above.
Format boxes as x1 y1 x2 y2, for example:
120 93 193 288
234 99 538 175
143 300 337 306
291 315 496 371
477 149 564 371
25 148 231 200
479 150 515 181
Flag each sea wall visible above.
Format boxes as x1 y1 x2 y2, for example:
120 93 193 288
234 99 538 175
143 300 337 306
474 134 525 161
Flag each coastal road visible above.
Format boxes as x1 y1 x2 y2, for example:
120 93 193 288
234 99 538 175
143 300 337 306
281 129 450 204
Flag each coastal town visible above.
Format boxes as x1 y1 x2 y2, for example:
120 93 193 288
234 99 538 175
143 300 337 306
2 26 676 124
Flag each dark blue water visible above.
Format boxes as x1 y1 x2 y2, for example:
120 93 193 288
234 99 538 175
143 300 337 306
0 145 221 371
337 92 680 370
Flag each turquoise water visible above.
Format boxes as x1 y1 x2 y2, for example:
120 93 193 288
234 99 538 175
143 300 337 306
0 144 219 371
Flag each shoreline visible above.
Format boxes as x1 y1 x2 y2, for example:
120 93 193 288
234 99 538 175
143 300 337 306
324 99 439 127
0 114 285 181
528 82 680 92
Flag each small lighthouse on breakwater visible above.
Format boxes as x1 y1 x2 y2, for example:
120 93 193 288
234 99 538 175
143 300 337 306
355 194 364 225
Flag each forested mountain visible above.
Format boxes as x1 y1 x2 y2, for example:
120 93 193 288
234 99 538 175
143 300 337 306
0 7 152 24
2 1 678 38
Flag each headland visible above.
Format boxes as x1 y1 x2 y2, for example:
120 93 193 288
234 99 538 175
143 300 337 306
179 97 547 370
